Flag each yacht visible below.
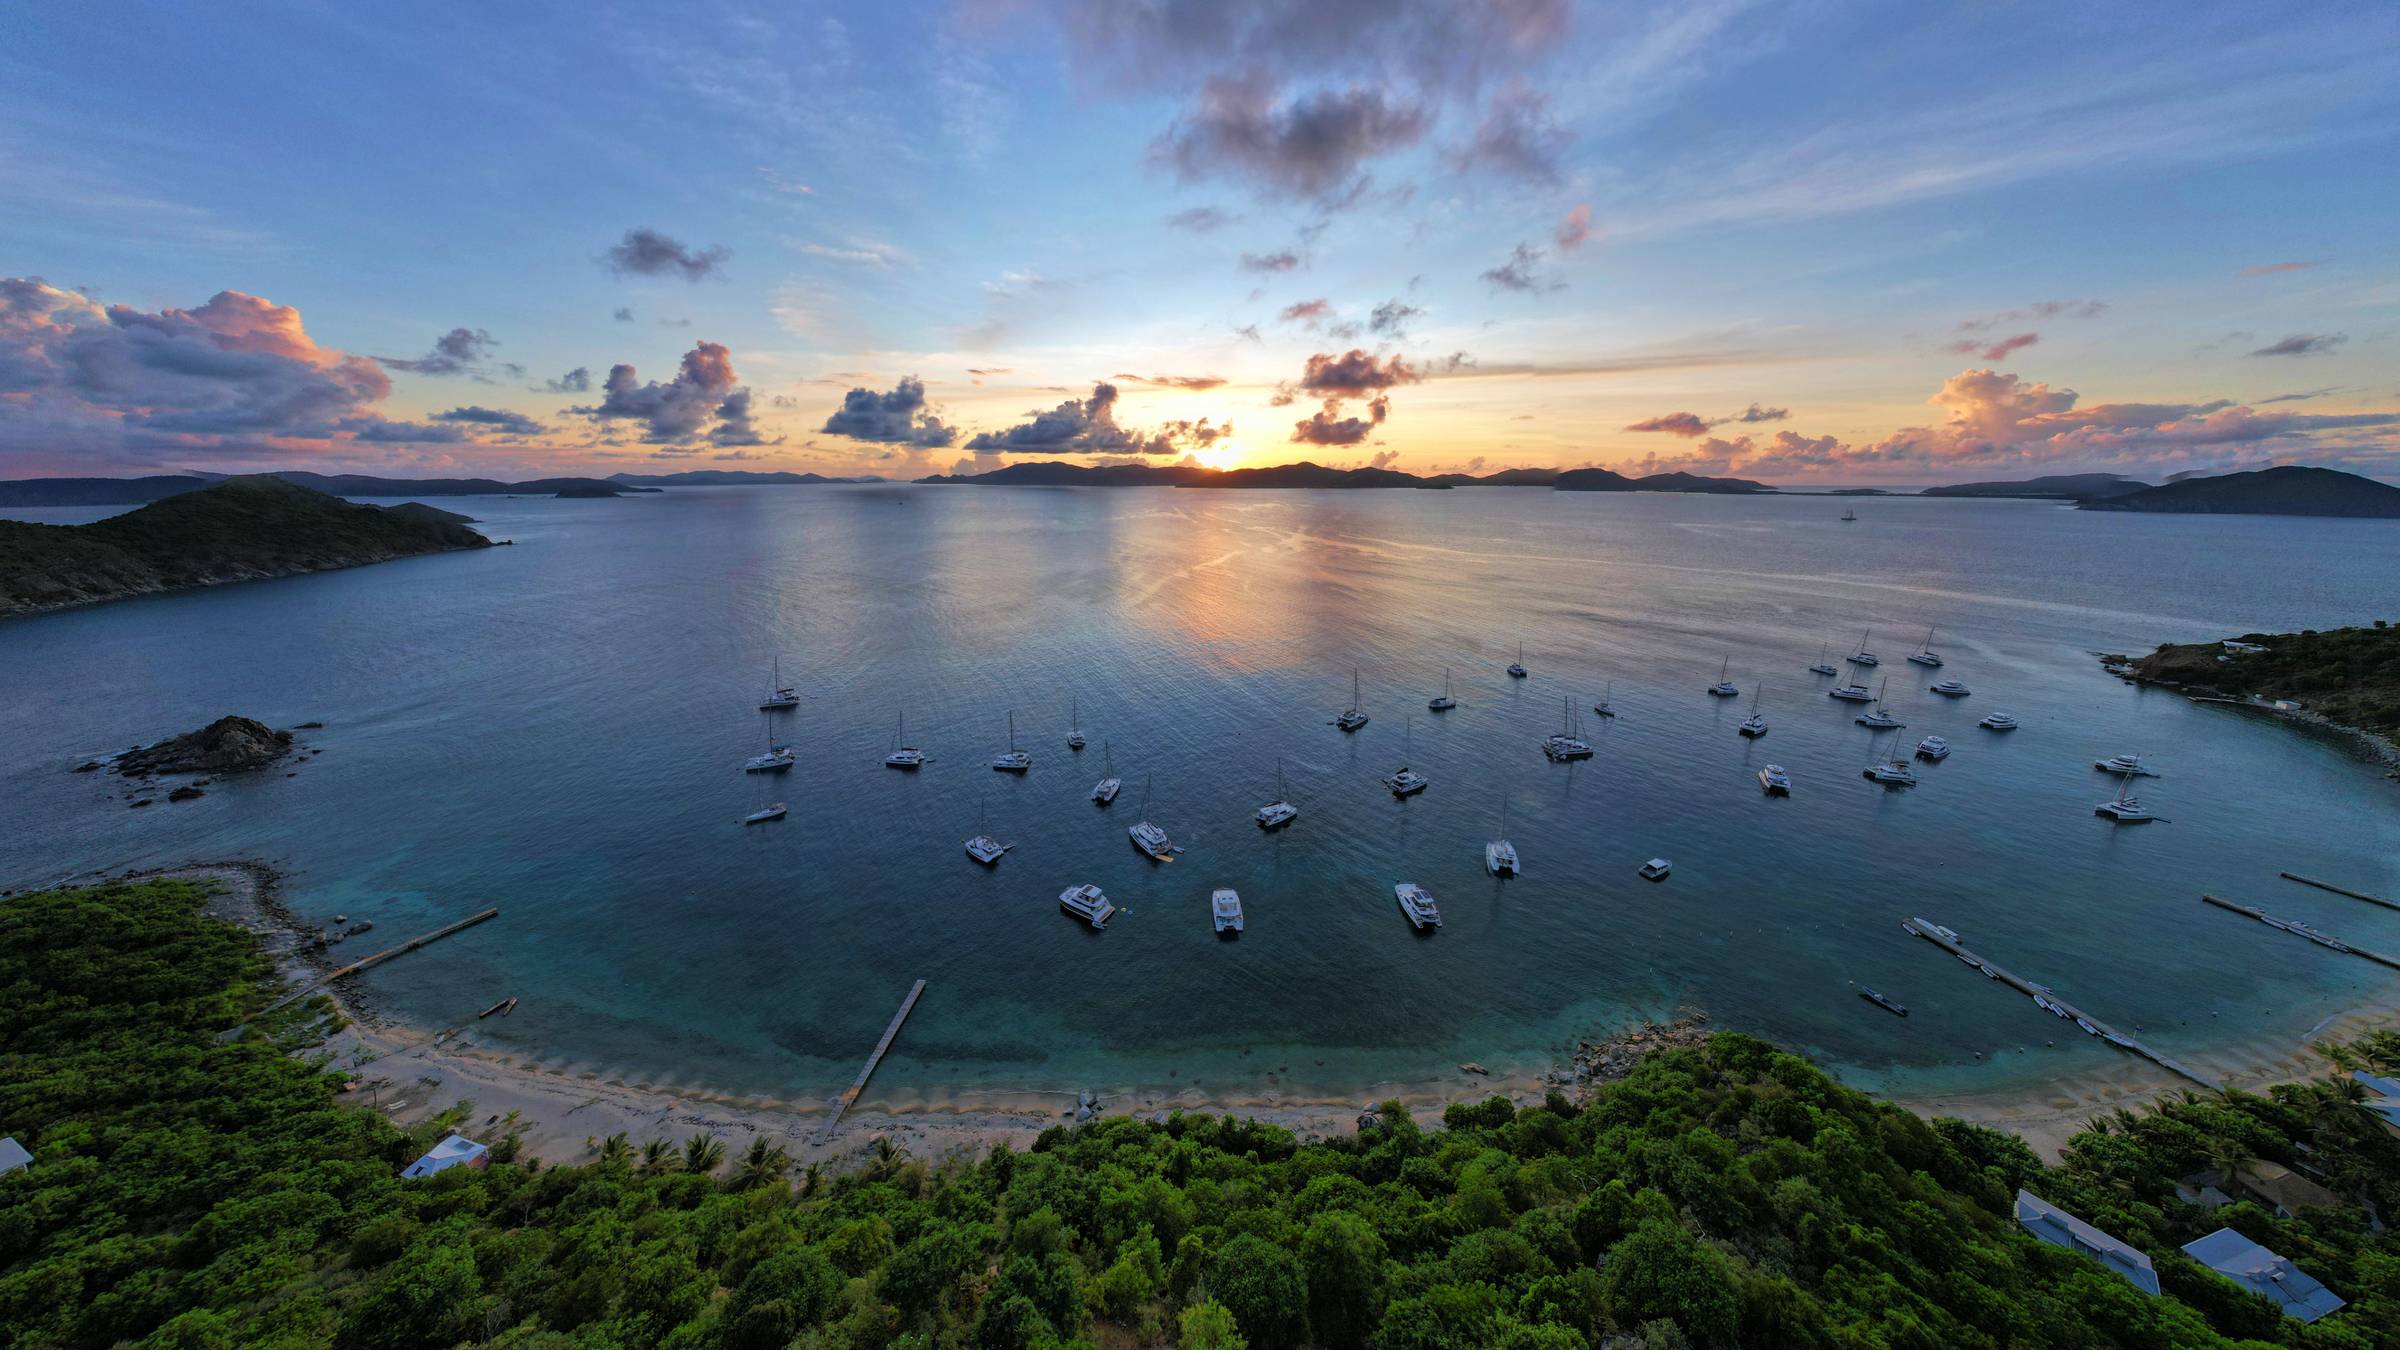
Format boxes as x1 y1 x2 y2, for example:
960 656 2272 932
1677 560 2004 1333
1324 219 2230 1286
742 713 796 773
1067 698 1085 751
1385 716 1429 796
742 802 787 825
1737 684 1768 737
1128 777 1177 860
1212 888 1244 934
2094 754 2159 777
883 712 925 769
1915 735 1950 761
1091 741 1122 805
1757 763 1792 795
1929 680 1969 697
1485 798 1518 877
964 802 1010 865
1335 668 1369 731
1906 626 1945 668
1428 669 1458 712
991 710 1031 772
1827 679 1874 702
1059 883 1115 929
1395 882 1442 929
1707 656 1739 697
1848 629 1879 667
1255 759 1298 828
1507 640 1527 678
1638 858 1672 881
1978 712 2019 731
1862 757 1918 786
1808 643 1838 677
2095 774 2155 823
1857 987 1908 1017
1855 678 1904 729
1543 697 1594 760
1592 682 1616 718
758 656 800 711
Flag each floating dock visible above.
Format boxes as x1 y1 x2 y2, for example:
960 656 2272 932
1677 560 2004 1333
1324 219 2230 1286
2202 894 2400 972
2279 872 2399 913
1901 917 2218 1089
816 978 927 1146
264 907 501 1013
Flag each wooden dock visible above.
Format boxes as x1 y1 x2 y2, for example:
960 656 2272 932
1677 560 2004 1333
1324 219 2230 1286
2203 894 2400 972
1901 917 2219 1089
816 979 926 1146
2280 872 2399 913
264 907 501 1013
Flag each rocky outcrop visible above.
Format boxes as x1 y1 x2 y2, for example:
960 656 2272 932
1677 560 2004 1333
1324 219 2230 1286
116 716 294 777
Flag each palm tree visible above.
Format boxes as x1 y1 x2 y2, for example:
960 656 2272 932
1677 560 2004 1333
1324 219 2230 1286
639 1137 679 1173
867 1135 908 1181
732 1136 792 1190
590 1131 632 1167
2201 1134 2248 1186
682 1132 726 1175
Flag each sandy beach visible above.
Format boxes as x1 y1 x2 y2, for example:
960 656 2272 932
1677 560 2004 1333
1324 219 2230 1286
132 860 2392 1173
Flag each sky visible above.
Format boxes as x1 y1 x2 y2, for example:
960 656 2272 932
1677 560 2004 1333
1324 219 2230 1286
3 0 2398 485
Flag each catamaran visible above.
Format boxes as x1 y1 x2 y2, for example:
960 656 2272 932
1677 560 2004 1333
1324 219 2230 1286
1255 758 1298 828
742 712 795 773
965 801 1010 864
1385 716 1428 795
1067 698 1085 751
1738 684 1768 737
1906 626 1944 668
1808 642 1838 677
1855 677 1904 729
1128 776 1178 860
1485 797 1518 876
1848 629 1879 667
1916 735 1951 761
990 710 1030 772
1507 640 1527 678
1059 883 1115 929
2094 753 2159 777
1543 696 1594 760
1428 669 1458 711
1592 681 1616 717
1336 668 1369 731
884 712 925 768
1707 655 1739 697
1395 882 1442 929
1757 763 1792 795
1929 680 1970 697
1212 888 1244 934
2095 772 2155 822
1862 730 1918 784
758 656 799 711
1091 741 1122 805
1979 712 2019 731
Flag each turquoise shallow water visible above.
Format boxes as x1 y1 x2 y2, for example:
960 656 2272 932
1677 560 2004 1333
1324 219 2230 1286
4 485 2397 1108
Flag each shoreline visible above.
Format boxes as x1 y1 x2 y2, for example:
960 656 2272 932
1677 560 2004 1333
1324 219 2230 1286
123 860 2386 1170
2100 648 2400 778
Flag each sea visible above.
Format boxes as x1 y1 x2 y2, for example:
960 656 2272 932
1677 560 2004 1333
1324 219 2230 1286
5 485 2397 1110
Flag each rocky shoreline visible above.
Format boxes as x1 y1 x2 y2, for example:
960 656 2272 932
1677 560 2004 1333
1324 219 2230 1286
2100 648 2400 778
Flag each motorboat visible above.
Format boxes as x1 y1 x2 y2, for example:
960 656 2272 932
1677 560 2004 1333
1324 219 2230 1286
1707 655 1739 697
1507 640 1527 678
1543 697 1594 760
1386 716 1429 795
758 656 800 711
1915 735 1950 761
742 802 787 825
1863 759 1918 786
1808 642 1838 677
1929 680 1970 697
1092 741 1121 804
1212 888 1244 934
1059 883 1115 929
1255 759 1298 828
1858 987 1908 1017
1737 684 1767 737
1848 630 1879 667
742 712 795 773
2094 754 2158 777
1395 882 1442 929
884 711 925 768
991 711 1031 772
1978 713 2019 731
1758 764 1791 795
1336 668 1369 731
1067 698 1085 751
1906 626 1944 668
1638 858 1672 881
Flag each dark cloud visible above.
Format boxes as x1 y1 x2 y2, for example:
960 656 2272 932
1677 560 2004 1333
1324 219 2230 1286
1369 299 1423 337
1167 206 1238 232
381 327 518 379
965 381 1228 456
1114 373 1228 390
1452 85 1567 183
1555 204 1593 251
2255 387 2337 404
1732 403 1788 423
1293 395 1388 444
710 388 768 446
1480 242 1560 292
432 405 546 435
1151 73 1429 203
544 366 592 394
340 417 467 444
581 341 755 443
1288 349 1421 400
1948 332 2040 361
1279 298 1333 327
1625 412 1714 437
2249 333 2346 358
601 228 730 281
613 306 635 322
820 376 956 446
1240 250 1303 273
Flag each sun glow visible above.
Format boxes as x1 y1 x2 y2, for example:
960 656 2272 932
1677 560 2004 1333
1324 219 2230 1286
1192 440 1244 471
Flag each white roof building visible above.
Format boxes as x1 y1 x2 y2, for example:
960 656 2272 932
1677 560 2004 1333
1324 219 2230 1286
2182 1228 2346 1323
401 1134 490 1179
0 1137 30 1176
2015 1189 2160 1295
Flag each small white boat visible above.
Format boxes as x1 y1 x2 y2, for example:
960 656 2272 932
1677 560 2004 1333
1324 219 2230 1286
1212 888 1244 934
1862 758 1918 786
965 800 1010 864
1059 883 1115 929
1507 640 1527 678
2094 754 2158 777
1929 680 1970 697
991 710 1030 772
1808 642 1838 677
743 802 787 824
1429 669 1458 712
1737 684 1767 737
1854 677 1904 729
1638 858 1672 881
1592 681 1616 717
884 711 925 769
1906 626 1944 668
2095 773 2154 822
1758 764 1791 795
742 712 796 773
1128 778 1177 860
1848 629 1879 667
1395 882 1442 929
1091 740 1121 804
1336 668 1369 732
1067 698 1085 751
1707 655 1739 697
1543 697 1593 760
1385 716 1428 795
1255 759 1298 828
758 656 800 711
1978 713 2019 731
1485 796 1518 876
1916 735 1950 761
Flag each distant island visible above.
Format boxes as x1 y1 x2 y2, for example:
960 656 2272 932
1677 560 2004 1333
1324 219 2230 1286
919 460 1772 493
1922 473 2150 499
2081 465 2400 518
2123 622 2400 764
607 469 884 486
0 470 655 507
0 475 492 618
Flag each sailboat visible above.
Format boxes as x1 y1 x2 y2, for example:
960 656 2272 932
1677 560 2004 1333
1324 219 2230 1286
742 781 787 824
1336 668 1369 731
990 710 1031 772
1067 698 1085 751
1855 677 1904 729
1128 775 1178 860
1738 684 1768 737
1592 681 1616 717
1385 716 1428 796
1906 625 1944 668
1255 758 1298 828
1707 655 1739 697
965 799 1010 864
1428 669 1458 712
1543 696 1593 760
758 656 799 711
1808 642 1838 677
884 712 924 768
1508 640 1528 678
1848 629 1879 667
1090 740 1122 804
1861 732 1919 786
1840 506 1858 522
2094 771 2155 822
1484 795 1519 876
742 711 795 773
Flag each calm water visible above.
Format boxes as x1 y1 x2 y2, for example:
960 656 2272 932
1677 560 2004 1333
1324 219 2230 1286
5 486 2398 1108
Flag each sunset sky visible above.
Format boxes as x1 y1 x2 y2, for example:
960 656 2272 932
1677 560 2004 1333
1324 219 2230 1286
4 1 2397 484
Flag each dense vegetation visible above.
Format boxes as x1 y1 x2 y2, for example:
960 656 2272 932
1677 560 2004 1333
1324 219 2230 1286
2082 466 2400 518
0 476 489 617
2135 622 2400 740
4 879 2395 1348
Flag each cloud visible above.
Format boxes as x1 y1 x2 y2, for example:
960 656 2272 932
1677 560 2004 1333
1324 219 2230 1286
1955 299 2105 332
2255 387 2336 404
1369 299 1423 337
1114 373 1228 390
1948 332 2041 361
965 381 1228 456
545 366 592 393
2249 333 2346 357
1285 349 1422 401
581 341 756 443
429 405 547 435
1166 206 1238 232
2241 260 2322 276
1233 323 1263 343
1240 250 1302 273
798 240 904 267
601 228 730 281
820 376 956 446
613 306 635 322
1625 412 1714 438
1481 242 1560 292
1292 395 1389 444
1452 84 1567 182
1279 298 1334 327
1555 204 1594 252
710 388 768 446
1733 403 1787 423
1150 72 1429 203
378 326 521 380
339 417 467 444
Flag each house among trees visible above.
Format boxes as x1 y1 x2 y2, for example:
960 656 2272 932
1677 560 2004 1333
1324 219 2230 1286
2014 1189 2160 1295
2356 1070 2400 1135
2182 1228 2347 1323
400 1133 490 1178
0 1137 30 1176
2229 1159 2341 1218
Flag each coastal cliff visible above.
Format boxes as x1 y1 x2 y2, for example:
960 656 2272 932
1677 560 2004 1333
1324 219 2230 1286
0 475 492 618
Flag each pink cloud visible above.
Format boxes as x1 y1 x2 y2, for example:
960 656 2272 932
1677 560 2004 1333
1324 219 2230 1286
1947 331 2040 361
1555 204 1593 252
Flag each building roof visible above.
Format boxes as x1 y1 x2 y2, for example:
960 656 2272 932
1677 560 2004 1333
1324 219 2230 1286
2182 1228 2347 1323
0 1137 30 1174
2356 1070 2400 1100
2233 1160 2341 1216
401 1134 491 1179
2015 1189 2160 1295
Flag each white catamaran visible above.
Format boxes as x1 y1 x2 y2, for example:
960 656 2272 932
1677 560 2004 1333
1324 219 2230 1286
964 800 1010 864
990 710 1031 772
1485 796 1519 877
1855 677 1904 729
1738 684 1768 738
1395 882 1442 929
1336 668 1369 731
1091 741 1122 805
1507 640 1527 678
1707 656 1739 697
1543 697 1593 760
1128 776 1178 860
758 656 799 711
1255 758 1298 828
1849 629 1879 667
1906 626 1944 668
1066 698 1085 751
742 711 795 773
884 712 924 769
1428 668 1458 712
1385 716 1428 796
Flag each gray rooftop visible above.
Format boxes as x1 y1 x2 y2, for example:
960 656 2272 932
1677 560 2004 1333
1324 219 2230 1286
2182 1228 2346 1323
2015 1189 2160 1295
